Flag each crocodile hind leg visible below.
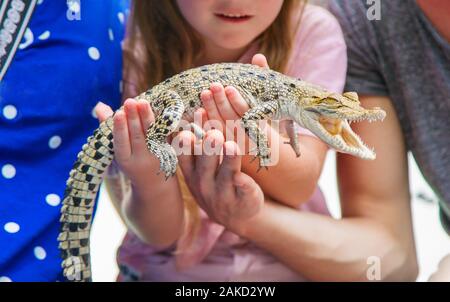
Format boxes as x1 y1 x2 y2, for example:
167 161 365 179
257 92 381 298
241 100 279 170
146 90 185 178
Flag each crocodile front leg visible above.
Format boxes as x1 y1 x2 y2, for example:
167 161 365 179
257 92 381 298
284 119 301 157
146 90 185 178
241 100 279 170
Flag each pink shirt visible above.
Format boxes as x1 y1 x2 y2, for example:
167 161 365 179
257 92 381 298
117 4 347 282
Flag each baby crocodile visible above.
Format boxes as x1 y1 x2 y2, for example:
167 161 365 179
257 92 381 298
58 62 386 281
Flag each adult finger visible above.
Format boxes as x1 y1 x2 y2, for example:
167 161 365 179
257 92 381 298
192 107 207 138
195 130 224 195
233 171 264 201
177 130 197 182
216 141 242 189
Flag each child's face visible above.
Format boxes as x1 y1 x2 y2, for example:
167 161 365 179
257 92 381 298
176 0 284 50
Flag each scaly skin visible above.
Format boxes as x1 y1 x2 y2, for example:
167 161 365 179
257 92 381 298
58 62 386 281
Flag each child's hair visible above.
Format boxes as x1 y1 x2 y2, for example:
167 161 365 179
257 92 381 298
125 0 306 91
123 0 307 254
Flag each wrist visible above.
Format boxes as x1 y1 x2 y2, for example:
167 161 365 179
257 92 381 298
230 203 268 238
232 199 283 240
123 172 163 212
122 178 185 246
126 164 166 190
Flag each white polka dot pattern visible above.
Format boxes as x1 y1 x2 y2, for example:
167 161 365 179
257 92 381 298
4 222 20 234
88 47 101 60
45 194 61 206
34 246 47 260
2 164 16 179
48 135 62 149
3 105 17 119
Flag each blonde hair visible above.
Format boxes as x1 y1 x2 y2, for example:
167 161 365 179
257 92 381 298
123 0 307 251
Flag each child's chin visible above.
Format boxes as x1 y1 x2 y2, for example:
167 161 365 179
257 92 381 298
213 36 256 51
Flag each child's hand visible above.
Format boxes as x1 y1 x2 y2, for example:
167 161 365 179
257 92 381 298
200 54 270 153
94 99 164 186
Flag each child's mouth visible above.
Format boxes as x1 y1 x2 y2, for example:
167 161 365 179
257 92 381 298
214 13 253 23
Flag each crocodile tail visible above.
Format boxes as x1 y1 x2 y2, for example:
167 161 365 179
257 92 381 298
58 117 114 282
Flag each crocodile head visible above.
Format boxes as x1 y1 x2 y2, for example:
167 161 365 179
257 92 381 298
299 91 386 159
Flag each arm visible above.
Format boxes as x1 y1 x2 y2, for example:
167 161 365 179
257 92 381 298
181 96 418 281
241 127 328 208
237 96 418 281
95 100 185 247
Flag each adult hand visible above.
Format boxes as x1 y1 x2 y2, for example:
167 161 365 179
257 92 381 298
177 129 264 234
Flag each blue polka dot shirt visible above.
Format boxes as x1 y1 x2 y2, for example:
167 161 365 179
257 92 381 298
0 0 128 281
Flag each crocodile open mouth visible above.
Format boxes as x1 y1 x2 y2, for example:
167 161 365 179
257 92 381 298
317 117 375 159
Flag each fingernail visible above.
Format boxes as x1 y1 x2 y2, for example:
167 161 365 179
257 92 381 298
124 98 135 106
210 83 221 92
224 142 236 156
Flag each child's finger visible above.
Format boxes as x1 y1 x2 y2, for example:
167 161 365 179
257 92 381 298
124 99 147 155
225 86 249 117
251 53 269 69
137 99 155 131
94 101 114 123
193 107 208 131
112 110 132 161
201 89 221 122
210 82 240 120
